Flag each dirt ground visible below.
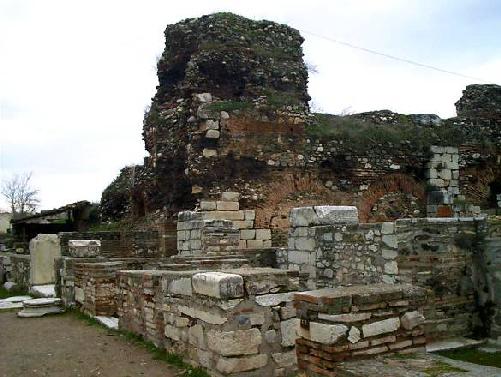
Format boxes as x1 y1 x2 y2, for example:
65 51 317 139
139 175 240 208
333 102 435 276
0 311 177 377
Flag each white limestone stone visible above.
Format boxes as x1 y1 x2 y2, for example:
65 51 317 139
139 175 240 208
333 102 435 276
192 272 244 299
294 238 316 251
200 200 216 210
255 292 295 307
30 234 61 284
240 229 256 240
348 326 361 343
189 324 205 347
280 318 300 347
382 249 398 259
289 207 317 227
167 277 193 296
382 234 398 249
313 206 359 225
272 350 297 367
95 316 119 330
178 305 227 325
202 148 217 158
318 312 371 324
74 287 84 304
221 192 240 201
68 239 100 258
207 328 262 356
381 222 395 235
384 261 399 275
216 354 267 374
401 311 425 330
302 322 348 344
194 93 212 102
205 130 221 139
362 317 400 338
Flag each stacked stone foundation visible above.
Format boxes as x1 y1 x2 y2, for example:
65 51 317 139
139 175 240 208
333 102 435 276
74 261 126 316
294 284 427 377
117 268 301 376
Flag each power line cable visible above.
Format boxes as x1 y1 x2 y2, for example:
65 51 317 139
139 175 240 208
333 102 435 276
299 28 493 84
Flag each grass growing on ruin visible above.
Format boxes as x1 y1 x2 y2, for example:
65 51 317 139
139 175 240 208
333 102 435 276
423 360 466 376
437 347 501 368
69 310 210 377
305 113 474 151
0 286 28 299
206 100 253 113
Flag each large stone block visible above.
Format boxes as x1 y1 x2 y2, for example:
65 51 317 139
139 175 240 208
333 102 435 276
313 205 359 225
401 311 425 330
216 354 268 374
289 206 358 227
221 192 240 201
67 239 100 258
301 322 348 344
30 234 61 285
281 318 300 347
192 272 244 299
207 328 262 356
362 317 400 338
216 201 239 211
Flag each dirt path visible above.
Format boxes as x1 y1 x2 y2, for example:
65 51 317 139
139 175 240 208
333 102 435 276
0 311 177 377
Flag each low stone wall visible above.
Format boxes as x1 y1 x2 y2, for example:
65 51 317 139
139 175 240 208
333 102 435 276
55 256 98 307
294 284 427 377
483 217 501 339
59 230 163 258
74 261 125 316
0 253 31 290
396 218 479 339
117 268 301 376
285 206 491 340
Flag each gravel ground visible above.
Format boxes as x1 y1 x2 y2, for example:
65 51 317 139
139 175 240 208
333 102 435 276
0 311 177 377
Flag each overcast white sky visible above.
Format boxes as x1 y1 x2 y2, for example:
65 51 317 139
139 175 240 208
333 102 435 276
1 0 500 211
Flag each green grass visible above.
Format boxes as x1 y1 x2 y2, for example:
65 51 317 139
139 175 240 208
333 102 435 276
388 352 420 360
206 100 253 113
69 310 210 377
424 360 466 376
305 113 496 152
438 347 501 368
0 286 28 299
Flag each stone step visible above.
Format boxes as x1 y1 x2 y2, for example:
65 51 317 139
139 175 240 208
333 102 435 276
17 298 64 318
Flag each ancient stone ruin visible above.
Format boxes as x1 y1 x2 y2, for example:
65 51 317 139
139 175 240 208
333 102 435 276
1 12 501 377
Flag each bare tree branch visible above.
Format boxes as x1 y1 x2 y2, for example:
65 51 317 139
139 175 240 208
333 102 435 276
1 172 40 218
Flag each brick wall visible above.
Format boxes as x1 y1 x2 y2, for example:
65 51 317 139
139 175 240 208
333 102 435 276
294 284 427 377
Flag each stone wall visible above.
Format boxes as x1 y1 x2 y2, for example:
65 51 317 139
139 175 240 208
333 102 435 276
55 255 168 308
55 256 98 307
482 217 501 339
59 230 163 258
285 206 490 340
0 253 31 290
117 268 301 376
177 212 240 256
294 284 427 377
395 217 480 339
198 192 272 249
74 261 126 316
426 146 460 217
